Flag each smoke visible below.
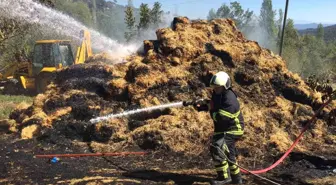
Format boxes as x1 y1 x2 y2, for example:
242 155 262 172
241 16 278 52
128 13 175 52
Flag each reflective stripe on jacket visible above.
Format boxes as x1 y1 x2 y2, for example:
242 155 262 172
210 89 244 135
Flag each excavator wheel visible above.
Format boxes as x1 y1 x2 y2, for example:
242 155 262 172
36 72 55 94
3 78 24 95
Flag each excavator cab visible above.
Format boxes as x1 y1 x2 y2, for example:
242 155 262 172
0 30 92 94
33 41 74 76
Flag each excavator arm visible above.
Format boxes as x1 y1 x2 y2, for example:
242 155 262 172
74 30 93 64
0 62 30 93
0 63 18 80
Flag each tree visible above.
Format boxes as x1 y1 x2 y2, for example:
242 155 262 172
301 35 324 77
276 9 283 45
207 9 217 20
259 0 277 49
317 23 324 40
216 4 230 18
138 3 151 31
54 1 93 26
282 19 300 72
92 0 97 29
150 2 163 28
208 1 253 29
124 5 136 42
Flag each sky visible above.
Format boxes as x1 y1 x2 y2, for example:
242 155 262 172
115 0 336 24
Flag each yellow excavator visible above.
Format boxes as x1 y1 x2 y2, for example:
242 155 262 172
0 30 92 94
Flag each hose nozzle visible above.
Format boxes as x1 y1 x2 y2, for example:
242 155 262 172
182 100 194 106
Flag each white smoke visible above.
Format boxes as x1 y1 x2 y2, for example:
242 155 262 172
241 16 278 52
127 12 175 51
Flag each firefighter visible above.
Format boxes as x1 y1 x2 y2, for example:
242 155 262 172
185 71 244 184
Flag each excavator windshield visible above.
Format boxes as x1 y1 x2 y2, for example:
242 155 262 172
59 44 74 66
33 43 74 75
33 43 53 75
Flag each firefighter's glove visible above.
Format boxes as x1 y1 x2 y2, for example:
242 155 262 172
193 99 210 111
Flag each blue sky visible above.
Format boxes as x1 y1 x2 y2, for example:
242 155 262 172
115 0 336 24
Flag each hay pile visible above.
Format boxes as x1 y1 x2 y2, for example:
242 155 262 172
4 17 335 167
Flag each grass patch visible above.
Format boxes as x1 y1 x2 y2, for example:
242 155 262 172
0 95 33 120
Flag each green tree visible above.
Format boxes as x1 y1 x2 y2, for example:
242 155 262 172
301 35 324 77
259 0 277 45
276 9 283 45
54 1 93 26
282 19 300 72
138 3 151 33
124 5 136 42
207 8 217 20
0 18 28 45
92 0 97 29
150 2 163 28
215 4 230 18
317 23 324 40
208 1 253 29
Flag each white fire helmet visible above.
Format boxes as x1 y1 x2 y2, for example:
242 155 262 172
210 71 231 89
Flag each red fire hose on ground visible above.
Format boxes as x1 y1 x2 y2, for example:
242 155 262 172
240 97 333 174
35 151 147 158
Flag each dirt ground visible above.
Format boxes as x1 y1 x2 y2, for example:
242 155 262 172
1 133 335 185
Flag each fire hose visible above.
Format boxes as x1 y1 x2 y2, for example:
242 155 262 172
184 94 334 174
212 144 281 185
209 96 334 185
239 97 333 174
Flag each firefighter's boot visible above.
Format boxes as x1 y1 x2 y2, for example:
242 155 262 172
210 170 231 185
231 173 243 184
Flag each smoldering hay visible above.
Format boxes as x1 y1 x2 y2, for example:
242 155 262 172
4 17 335 166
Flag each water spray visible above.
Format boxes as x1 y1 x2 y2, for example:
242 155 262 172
90 102 184 123
0 0 138 59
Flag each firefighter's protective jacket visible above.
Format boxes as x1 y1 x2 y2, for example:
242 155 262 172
209 89 244 135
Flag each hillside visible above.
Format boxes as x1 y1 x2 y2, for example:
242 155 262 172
294 23 333 30
299 24 336 42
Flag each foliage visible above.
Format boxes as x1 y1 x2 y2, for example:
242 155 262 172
207 8 217 20
276 9 283 44
138 3 151 31
316 23 324 40
124 5 136 42
259 0 277 50
54 0 93 26
282 19 300 72
299 24 336 43
0 18 30 46
207 1 253 29
280 20 336 81
0 17 40 66
150 2 163 28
